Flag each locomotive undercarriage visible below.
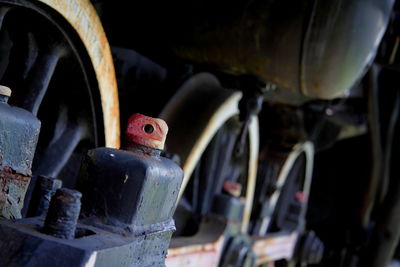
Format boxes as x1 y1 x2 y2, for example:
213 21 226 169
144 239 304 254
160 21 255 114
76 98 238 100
0 0 399 267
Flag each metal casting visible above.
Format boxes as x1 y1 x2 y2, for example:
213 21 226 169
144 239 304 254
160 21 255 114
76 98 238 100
0 113 183 266
0 86 40 219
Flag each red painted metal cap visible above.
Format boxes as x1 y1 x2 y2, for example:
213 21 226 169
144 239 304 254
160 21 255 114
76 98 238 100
223 181 242 198
125 113 168 150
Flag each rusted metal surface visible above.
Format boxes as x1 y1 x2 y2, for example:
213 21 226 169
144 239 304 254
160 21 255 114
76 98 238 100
252 232 298 265
59 113 182 265
167 236 225 267
166 216 227 267
36 0 120 148
0 87 40 219
167 219 305 266
0 166 30 219
43 188 82 240
0 90 40 176
0 113 182 266
125 113 168 150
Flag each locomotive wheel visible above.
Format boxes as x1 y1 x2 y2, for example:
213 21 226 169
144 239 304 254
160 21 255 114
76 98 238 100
160 73 259 233
248 142 317 267
161 74 319 266
253 142 314 235
161 73 259 266
0 0 119 210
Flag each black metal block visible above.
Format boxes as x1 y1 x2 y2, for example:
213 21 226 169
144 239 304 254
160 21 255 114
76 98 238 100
79 147 183 228
0 217 171 267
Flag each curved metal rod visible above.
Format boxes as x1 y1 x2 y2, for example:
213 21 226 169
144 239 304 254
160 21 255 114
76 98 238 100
179 92 243 199
243 115 259 232
21 47 62 116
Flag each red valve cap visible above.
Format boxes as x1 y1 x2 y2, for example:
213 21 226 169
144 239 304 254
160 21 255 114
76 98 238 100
125 113 168 150
223 181 242 198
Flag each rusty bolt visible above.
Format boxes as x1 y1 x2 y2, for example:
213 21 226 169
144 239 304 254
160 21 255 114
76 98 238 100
125 113 168 150
43 188 81 240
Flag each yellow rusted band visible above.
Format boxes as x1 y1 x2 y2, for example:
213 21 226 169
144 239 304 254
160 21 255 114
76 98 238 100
36 0 120 148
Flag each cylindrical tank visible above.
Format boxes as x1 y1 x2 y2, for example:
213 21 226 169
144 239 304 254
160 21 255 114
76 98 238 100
102 0 394 100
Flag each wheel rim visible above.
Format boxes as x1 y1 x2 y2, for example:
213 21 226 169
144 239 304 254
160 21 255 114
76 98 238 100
0 0 119 214
251 142 315 267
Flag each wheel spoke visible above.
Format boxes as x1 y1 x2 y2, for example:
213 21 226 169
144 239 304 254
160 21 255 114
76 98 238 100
21 47 62 115
191 120 243 215
189 162 200 211
1 19 64 115
214 125 240 186
33 106 88 178
197 130 222 215
1 31 38 90
35 123 85 178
